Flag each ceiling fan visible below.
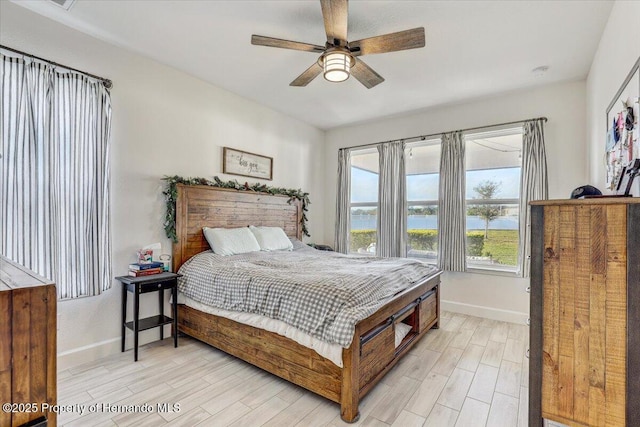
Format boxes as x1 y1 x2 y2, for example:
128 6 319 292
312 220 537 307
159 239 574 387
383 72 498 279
251 0 425 89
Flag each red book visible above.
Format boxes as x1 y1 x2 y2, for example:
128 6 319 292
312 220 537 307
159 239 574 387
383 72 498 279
128 268 163 277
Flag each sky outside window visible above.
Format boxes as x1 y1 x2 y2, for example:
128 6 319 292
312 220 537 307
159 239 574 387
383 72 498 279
355 167 520 202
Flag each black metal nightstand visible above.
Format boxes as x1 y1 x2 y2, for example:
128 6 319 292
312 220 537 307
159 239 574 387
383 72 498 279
116 272 181 361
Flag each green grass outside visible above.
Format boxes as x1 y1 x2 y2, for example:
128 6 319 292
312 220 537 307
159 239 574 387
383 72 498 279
350 228 519 266
481 229 519 266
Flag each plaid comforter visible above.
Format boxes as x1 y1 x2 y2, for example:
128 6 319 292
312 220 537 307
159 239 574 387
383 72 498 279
177 242 440 347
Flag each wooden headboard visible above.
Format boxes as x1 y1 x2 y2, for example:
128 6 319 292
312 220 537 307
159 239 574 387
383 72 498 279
172 184 302 271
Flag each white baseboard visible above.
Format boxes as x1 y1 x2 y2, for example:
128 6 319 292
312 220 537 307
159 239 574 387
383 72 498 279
57 337 121 371
58 327 175 370
441 299 529 325
58 303 527 371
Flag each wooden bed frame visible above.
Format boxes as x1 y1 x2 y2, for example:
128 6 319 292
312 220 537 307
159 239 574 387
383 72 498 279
173 184 441 422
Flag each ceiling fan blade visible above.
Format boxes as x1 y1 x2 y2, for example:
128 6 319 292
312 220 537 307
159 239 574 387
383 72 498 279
320 0 348 44
290 62 323 87
350 27 425 56
252 35 325 53
350 59 384 89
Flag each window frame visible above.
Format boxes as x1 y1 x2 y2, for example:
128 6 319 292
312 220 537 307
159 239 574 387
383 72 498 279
464 128 523 274
405 139 441 264
349 150 379 255
345 127 525 275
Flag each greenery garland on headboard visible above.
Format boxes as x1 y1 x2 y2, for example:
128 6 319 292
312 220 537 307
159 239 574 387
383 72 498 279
162 175 311 243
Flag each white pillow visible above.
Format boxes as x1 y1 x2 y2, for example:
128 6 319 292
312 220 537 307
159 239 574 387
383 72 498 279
202 227 261 256
249 226 294 251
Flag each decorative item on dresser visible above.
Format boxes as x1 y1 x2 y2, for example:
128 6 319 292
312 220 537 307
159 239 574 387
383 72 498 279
171 184 442 422
528 198 640 427
0 256 56 427
616 158 640 196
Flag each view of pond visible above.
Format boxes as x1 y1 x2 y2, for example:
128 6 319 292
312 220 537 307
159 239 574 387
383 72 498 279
351 215 519 230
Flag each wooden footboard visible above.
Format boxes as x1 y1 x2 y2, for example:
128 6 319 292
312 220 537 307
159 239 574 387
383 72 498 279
179 303 343 402
177 273 440 423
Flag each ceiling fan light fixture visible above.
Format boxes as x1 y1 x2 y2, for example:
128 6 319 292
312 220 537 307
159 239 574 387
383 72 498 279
252 1 426 88
321 51 354 83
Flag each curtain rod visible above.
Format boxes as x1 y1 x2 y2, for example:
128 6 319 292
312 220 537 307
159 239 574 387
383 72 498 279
340 116 548 151
0 44 113 89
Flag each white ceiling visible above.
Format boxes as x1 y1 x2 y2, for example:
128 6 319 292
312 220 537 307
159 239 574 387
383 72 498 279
13 0 613 130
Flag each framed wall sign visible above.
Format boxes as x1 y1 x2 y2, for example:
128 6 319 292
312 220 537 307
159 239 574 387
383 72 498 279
223 147 273 181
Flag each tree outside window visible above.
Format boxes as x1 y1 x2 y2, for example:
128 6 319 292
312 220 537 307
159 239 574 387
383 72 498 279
467 180 501 239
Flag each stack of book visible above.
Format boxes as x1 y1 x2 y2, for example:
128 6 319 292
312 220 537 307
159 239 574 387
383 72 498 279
128 261 164 277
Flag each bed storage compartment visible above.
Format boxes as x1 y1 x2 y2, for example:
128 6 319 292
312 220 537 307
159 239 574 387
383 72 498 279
358 293 430 389
418 287 438 333
359 320 394 388
392 302 419 353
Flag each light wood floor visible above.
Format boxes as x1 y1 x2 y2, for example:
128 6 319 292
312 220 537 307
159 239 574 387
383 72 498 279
58 311 533 427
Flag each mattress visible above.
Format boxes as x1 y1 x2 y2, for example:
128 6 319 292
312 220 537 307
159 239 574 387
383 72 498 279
177 243 440 348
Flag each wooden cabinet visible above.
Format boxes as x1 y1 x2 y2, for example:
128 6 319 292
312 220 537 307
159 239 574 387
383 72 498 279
529 199 640 427
1 256 57 427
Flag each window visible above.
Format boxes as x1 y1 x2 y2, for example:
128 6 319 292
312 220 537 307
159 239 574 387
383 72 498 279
1 54 112 298
465 129 522 271
349 149 378 254
344 127 525 273
406 140 440 263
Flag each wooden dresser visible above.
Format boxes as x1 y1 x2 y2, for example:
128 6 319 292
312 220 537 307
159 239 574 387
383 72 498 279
529 198 639 427
1 256 57 427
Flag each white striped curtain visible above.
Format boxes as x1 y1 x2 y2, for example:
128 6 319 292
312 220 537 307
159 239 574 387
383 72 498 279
0 54 112 299
438 131 466 271
376 142 407 258
334 148 351 253
518 119 548 277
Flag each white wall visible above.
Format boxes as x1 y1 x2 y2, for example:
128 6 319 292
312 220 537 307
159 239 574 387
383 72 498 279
0 2 325 369
587 0 640 193
324 80 588 323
